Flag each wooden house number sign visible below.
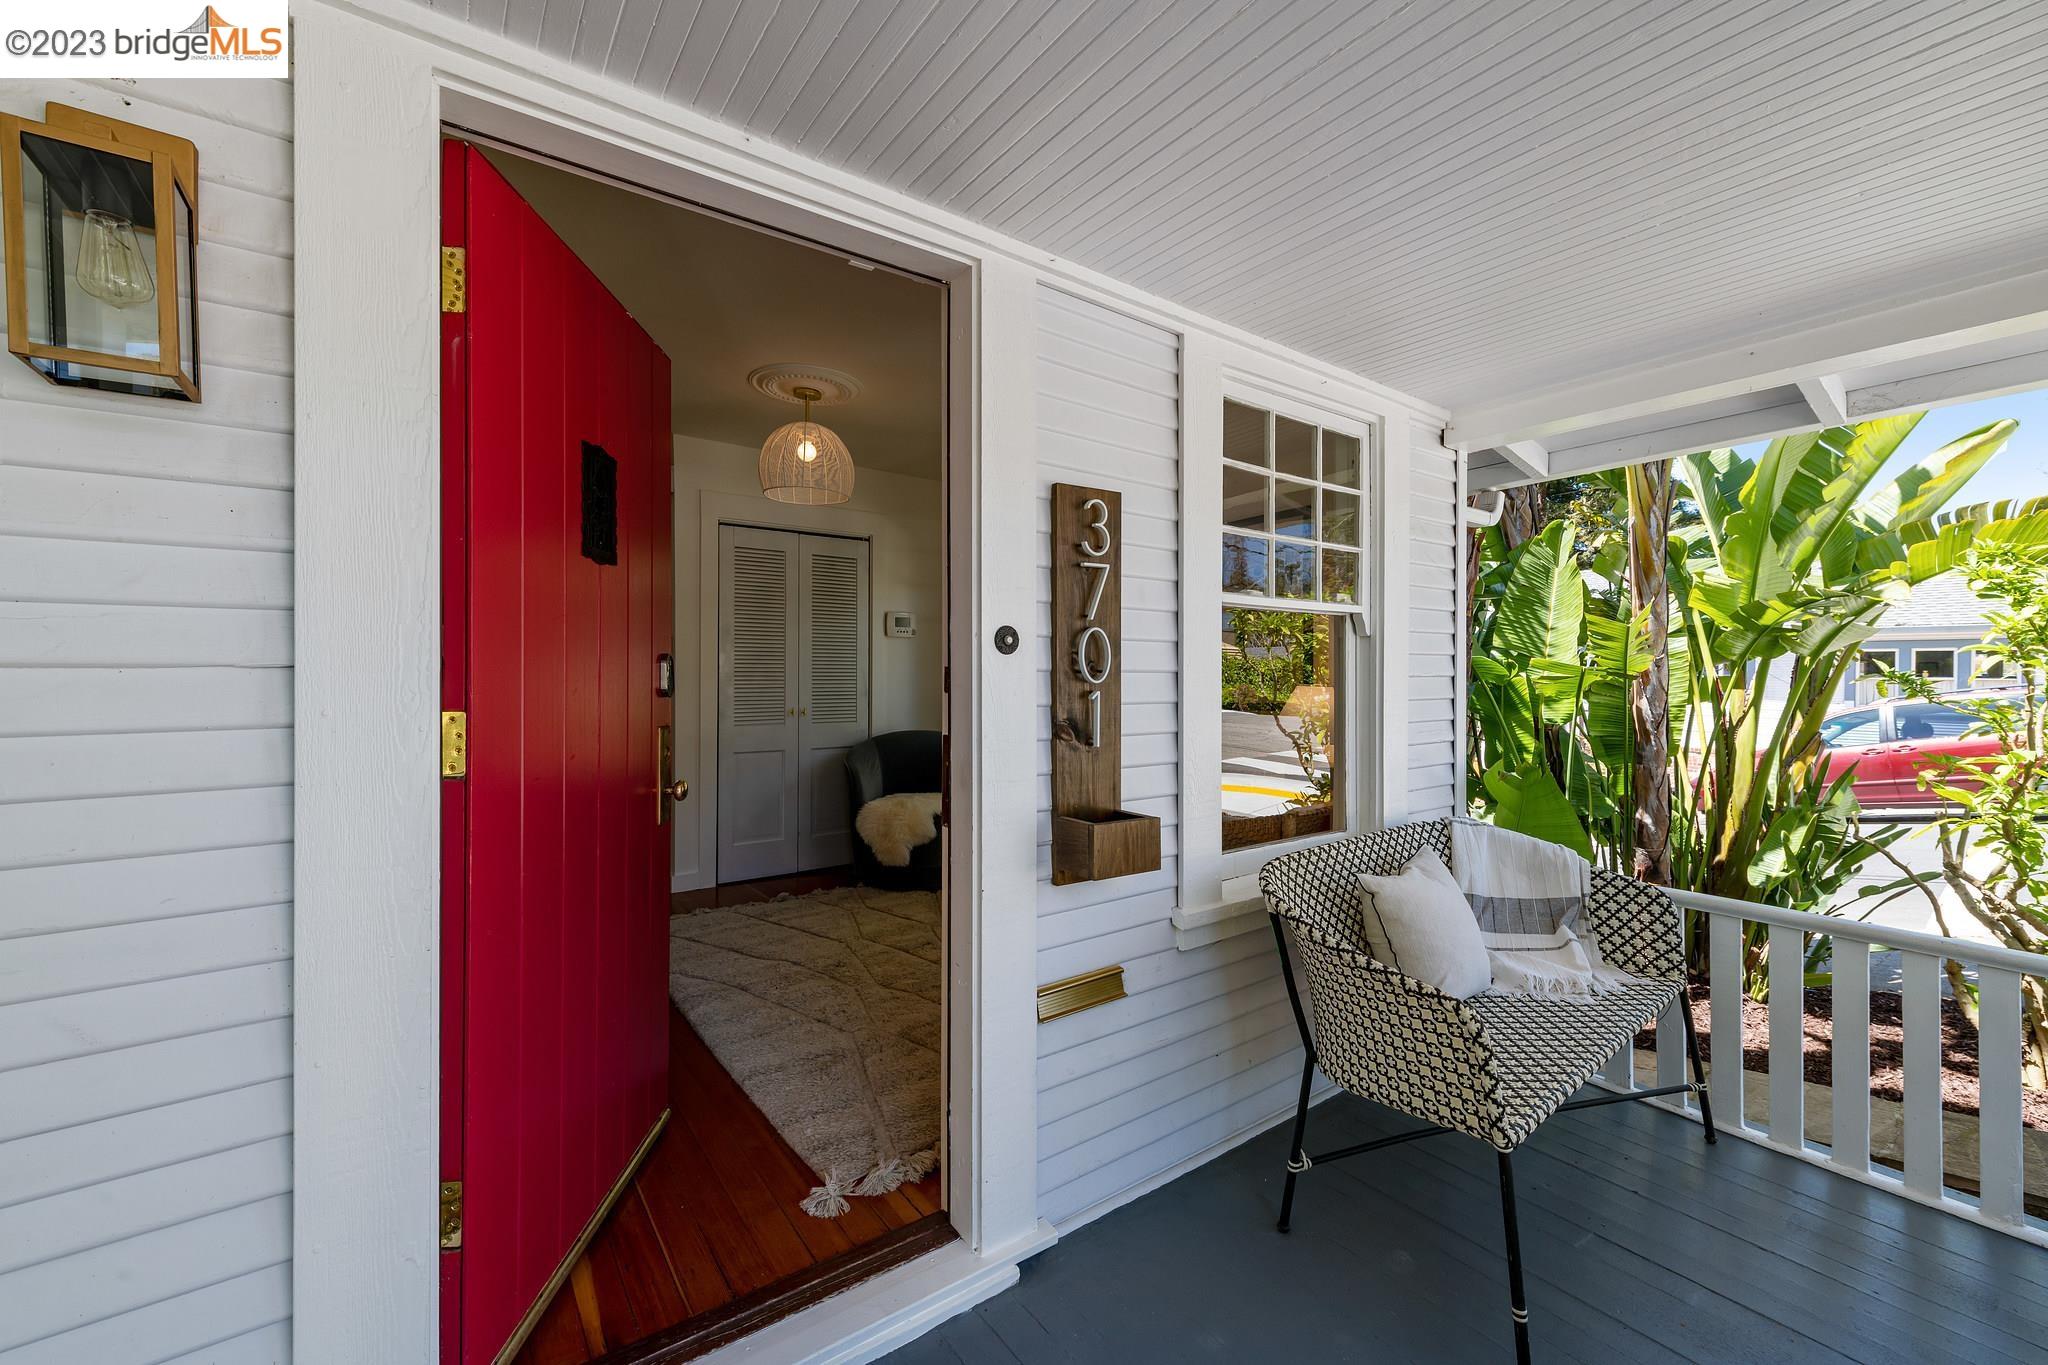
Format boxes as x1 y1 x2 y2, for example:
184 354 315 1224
1050 483 1163 886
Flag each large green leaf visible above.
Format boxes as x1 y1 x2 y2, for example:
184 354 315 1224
1894 510 2048 583
1782 416 1919 580
1493 521 1583 664
1471 673 1540 768
1481 762 1593 859
1718 470 1797 608
1582 672 1635 775
1584 606 1652 674
1753 429 1831 545
1880 420 2018 529
1525 657 1592 726
1676 449 1747 556
1667 630 1694 749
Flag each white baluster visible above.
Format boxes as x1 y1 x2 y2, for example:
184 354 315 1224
1710 913 1743 1128
1976 966 2023 1227
1901 951 1943 1200
1830 938 1870 1176
1768 922 1804 1150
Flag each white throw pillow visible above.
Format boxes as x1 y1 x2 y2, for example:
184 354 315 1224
1354 848 1490 999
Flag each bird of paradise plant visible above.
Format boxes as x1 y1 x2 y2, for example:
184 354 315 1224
1470 415 2042 989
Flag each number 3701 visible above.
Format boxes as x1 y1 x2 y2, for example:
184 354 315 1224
1072 498 1113 749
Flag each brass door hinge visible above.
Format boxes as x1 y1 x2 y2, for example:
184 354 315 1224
440 1181 463 1249
441 711 467 778
441 246 467 313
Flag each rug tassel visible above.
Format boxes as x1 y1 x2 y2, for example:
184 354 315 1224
901 1147 938 1181
852 1157 907 1198
801 1170 856 1219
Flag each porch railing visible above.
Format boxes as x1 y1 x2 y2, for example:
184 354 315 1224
1590 887 2046 1247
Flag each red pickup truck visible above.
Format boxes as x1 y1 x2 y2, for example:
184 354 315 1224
1816 689 2020 807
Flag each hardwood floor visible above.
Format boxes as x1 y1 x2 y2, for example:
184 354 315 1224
515 1005 942 1365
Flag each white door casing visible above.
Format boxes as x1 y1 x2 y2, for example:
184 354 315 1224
798 534 872 871
717 525 801 881
717 525 871 881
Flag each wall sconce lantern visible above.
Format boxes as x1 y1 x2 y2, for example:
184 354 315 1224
2 103 199 401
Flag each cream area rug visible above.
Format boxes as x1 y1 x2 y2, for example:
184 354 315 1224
668 886 940 1217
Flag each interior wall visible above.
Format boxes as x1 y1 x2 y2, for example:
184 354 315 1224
672 434 944 890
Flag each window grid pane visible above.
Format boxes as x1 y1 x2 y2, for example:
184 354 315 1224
1219 399 1369 613
1223 533 1270 595
1223 463 1269 533
1275 415 1316 480
1274 478 1316 541
1275 542 1315 599
1224 399 1269 468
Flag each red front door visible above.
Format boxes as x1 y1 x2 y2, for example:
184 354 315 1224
440 140 676 1365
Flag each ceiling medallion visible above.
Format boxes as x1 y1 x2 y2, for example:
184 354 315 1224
747 363 862 407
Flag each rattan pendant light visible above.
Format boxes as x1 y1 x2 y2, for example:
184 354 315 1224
759 386 854 505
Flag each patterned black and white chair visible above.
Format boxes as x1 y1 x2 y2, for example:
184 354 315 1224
1259 820 1714 1363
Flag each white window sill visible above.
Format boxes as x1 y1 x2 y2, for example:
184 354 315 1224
1176 829 1354 950
1171 894 1268 950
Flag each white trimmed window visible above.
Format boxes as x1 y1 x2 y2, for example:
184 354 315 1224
1174 352 1395 951
1913 647 1957 684
1215 397 1371 855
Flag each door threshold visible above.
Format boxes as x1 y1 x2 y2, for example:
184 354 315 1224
595 1215 957 1364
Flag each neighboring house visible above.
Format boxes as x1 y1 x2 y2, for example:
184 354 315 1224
4 5 2048 1364
1843 572 2008 704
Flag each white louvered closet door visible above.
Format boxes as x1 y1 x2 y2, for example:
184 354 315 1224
717 526 872 881
798 535 872 870
717 525 802 882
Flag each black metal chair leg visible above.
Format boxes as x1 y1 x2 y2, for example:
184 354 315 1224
1276 1052 1316 1232
1679 994 1717 1145
1497 1150 1531 1365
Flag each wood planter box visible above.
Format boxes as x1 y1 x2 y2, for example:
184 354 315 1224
1221 803 1333 852
1051 810 1162 887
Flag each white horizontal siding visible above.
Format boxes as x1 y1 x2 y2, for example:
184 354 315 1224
1407 422 1462 819
1031 287 1311 1227
0 79 293 1364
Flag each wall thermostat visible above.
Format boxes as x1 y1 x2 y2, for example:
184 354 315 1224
884 610 917 638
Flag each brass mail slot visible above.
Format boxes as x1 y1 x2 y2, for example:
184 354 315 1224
1037 965 1126 1024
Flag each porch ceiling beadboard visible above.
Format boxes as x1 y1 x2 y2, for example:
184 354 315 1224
0 79 297 1364
405 0 2048 414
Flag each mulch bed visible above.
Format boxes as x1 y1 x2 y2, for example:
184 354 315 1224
1632 984 2048 1130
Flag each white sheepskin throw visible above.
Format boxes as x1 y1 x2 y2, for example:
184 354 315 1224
855 792 942 866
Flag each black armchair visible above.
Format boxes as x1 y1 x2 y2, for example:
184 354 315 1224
845 730 943 890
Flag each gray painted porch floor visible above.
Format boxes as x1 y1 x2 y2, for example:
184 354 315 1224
882 1090 2048 1364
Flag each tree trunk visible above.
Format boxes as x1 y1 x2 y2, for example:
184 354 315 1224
1498 483 1546 551
1627 461 1673 884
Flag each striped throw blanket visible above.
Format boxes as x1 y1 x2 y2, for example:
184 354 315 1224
1448 818 1633 997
